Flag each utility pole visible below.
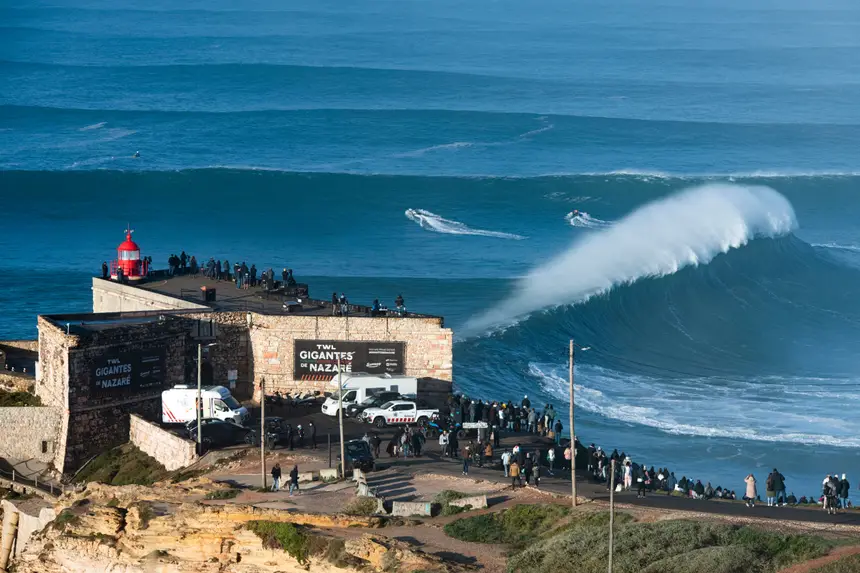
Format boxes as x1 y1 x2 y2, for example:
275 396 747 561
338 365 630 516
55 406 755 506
197 343 203 450
609 458 616 573
337 355 346 479
196 342 217 454
569 339 576 507
260 377 266 490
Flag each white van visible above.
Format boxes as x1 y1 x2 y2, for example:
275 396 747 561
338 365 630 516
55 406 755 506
162 385 249 425
321 374 417 417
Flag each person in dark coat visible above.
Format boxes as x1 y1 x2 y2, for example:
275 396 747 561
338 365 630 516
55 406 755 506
101 261 109 279
839 474 851 508
289 465 300 495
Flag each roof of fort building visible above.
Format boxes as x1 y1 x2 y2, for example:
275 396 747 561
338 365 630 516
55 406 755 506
92 274 443 323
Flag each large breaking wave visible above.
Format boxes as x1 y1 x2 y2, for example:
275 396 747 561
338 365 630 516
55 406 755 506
465 184 796 333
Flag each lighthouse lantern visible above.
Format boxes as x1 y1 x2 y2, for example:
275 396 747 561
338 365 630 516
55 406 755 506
110 228 148 282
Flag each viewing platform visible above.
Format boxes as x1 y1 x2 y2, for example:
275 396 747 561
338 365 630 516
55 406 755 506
93 273 442 322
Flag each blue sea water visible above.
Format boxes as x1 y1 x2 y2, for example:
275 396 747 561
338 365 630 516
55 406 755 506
2 0 860 495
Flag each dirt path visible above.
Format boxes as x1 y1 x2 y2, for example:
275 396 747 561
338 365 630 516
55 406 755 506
778 545 860 573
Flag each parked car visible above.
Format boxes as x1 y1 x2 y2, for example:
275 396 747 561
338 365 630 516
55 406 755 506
340 439 375 472
186 418 253 448
362 400 439 428
346 391 402 419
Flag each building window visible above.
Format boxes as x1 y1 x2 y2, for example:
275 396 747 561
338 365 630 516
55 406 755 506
41 440 48 454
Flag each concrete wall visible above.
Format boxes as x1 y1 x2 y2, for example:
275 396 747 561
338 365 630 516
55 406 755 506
0 407 62 465
129 414 197 471
248 314 453 395
92 278 208 313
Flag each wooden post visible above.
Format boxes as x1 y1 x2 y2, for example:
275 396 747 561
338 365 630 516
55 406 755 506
260 377 266 490
608 458 616 573
569 339 576 507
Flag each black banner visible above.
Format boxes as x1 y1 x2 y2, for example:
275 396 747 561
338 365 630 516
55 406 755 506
91 347 167 395
294 340 404 380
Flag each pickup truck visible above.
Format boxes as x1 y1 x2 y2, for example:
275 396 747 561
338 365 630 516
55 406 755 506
361 400 438 428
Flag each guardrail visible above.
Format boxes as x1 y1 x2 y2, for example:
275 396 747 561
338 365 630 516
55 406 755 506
0 465 65 499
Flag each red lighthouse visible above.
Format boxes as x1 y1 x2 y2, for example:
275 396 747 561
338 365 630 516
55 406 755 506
110 228 148 282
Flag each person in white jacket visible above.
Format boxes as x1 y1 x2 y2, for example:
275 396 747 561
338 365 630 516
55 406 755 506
439 430 449 456
501 450 512 477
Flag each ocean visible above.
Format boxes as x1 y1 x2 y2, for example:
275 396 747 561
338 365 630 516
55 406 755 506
2 0 860 495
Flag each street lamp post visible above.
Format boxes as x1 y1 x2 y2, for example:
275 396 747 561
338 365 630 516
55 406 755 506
569 339 590 509
196 342 217 452
336 354 346 479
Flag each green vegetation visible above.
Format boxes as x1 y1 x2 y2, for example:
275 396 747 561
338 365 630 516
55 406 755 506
246 521 360 567
132 501 155 530
105 497 120 507
247 521 310 564
52 509 81 531
444 504 570 550
0 390 41 407
433 490 477 517
169 468 205 483
811 553 860 573
205 488 240 500
344 496 379 516
1 489 35 501
74 444 166 486
503 512 831 573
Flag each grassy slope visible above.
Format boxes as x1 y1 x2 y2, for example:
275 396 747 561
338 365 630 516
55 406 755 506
74 444 167 486
445 505 836 573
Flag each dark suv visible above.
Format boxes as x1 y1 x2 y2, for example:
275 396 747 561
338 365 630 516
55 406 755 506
347 391 402 419
186 418 252 449
341 439 375 472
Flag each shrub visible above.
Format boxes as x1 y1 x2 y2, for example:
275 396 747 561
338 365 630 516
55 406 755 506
169 468 205 484
132 501 155 530
444 504 570 550
0 390 41 407
434 489 475 516
344 497 379 516
52 509 80 531
205 489 240 500
105 497 120 507
247 521 309 564
506 517 831 573
75 444 166 486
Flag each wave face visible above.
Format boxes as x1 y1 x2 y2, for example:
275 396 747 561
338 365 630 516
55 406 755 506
405 208 525 240
467 184 796 333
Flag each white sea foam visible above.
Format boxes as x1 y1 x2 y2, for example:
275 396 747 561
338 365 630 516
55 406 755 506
566 211 612 229
79 121 106 131
465 184 796 333
405 209 525 240
529 362 860 448
394 141 474 158
518 123 554 138
812 242 860 253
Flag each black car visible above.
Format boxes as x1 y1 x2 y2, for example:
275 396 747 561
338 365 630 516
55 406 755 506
260 416 293 448
341 439 375 472
186 418 253 449
346 392 402 419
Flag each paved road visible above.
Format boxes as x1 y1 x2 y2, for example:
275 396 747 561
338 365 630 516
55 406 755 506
219 407 860 527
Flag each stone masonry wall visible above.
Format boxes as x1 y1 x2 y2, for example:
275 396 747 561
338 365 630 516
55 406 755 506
92 278 208 313
129 414 197 471
0 371 33 392
249 314 453 396
36 315 189 474
183 312 253 400
0 340 39 352
0 407 63 465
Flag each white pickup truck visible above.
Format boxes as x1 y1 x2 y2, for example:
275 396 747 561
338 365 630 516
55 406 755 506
361 400 438 428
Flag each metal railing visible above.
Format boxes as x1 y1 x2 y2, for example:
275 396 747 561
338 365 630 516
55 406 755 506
0 463 65 498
